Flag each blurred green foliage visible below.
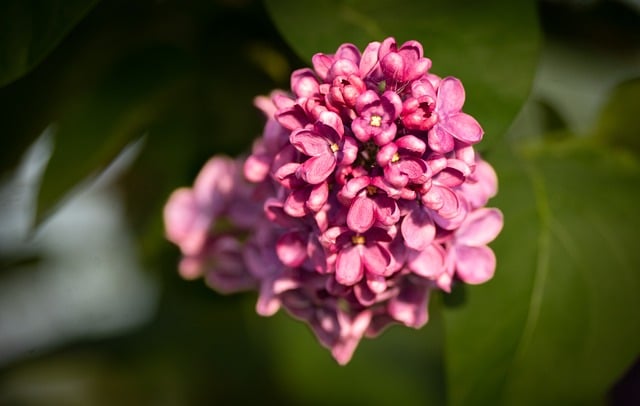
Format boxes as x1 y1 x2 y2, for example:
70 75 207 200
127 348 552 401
0 0 639 405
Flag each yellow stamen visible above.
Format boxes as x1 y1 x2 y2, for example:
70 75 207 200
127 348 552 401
391 153 400 163
366 185 377 195
351 235 366 245
330 143 340 152
370 115 382 127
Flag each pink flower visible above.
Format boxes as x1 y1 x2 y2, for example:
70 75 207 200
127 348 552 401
179 235 257 293
164 37 503 365
337 175 400 233
164 156 238 255
428 77 484 153
401 79 438 131
378 37 432 85
351 90 403 145
324 226 393 286
290 111 358 184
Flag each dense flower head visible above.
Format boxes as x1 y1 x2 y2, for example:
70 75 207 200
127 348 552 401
164 37 503 365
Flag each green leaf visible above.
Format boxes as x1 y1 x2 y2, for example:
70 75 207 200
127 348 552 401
264 0 540 145
0 0 100 87
594 77 640 156
35 45 194 225
442 141 640 405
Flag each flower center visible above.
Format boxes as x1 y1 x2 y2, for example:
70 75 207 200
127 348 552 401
330 143 340 153
366 185 377 195
369 115 382 127
391 153 400 163
419 102 433 118
351 235 366 245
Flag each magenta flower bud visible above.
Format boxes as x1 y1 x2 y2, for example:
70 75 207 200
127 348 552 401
379 37 432 84
325 74 366 115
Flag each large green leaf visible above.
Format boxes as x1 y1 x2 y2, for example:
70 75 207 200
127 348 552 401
442 140 640 405
0 0 100 87
35 45 194 224
264 0 540 147
594 78 640 156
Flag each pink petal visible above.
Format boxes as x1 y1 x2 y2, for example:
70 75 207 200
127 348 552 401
395 135 426 154
276 232 307 267
284 189 308 217
290 129 330 156
454 245 496 284
376 143 398 167
254 94 277 118
163 189 209 255
366 273 387 294
178 256 203 280
307 182 329 212
338 176 371 203
164 188 198 244
291 68 320 98
256 278 281 316
355 90 380 114
347 196 375 233
428 125 455 153
328 58 359 81
440 112 483 144
312 53 333 81
354 282 376 306
243 153 270 183
316 110 345 138
336 245 364 285
339 135 359 166
264 199 301 229
410 79 436 99
381 52 404 82
436 76 466 114
425 185 460 219
276 105 309 131
336 43 361 64
373 123 397 146
378 37 397 59
404 57 431 82
388 283 430 328
401 207 436 250
456 208 504 246
332 310 372 365
299 153 336 184
455 144 476 167
408 244 446 279
381 90 403 118
399 40 424 59
398 158 430 183
384 164 408 188
460 160 499 209
193 157 236 212
359 41 381 78
362 243 391 276
373 196 400 226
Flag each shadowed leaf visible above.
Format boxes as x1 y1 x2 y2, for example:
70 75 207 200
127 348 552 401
0 0 100 87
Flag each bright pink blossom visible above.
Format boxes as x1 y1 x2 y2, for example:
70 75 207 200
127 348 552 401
164 37 503 366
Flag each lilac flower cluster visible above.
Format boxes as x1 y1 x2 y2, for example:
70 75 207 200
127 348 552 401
164 37 503 365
